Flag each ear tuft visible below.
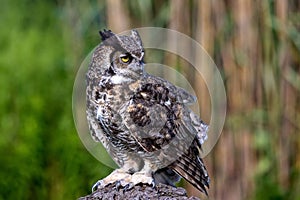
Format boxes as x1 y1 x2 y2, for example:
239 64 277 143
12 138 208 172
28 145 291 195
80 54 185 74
131 29 143 46
99 29 115 41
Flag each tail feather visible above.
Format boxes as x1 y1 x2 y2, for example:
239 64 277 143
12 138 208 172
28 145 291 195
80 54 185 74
172 162 208 195
169 140 210 195
178 154 209 187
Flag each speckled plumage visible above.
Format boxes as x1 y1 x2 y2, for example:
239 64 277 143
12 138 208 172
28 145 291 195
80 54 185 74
86 29 210 194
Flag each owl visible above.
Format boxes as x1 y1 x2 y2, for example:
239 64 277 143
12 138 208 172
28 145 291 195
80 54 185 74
86 29 210 195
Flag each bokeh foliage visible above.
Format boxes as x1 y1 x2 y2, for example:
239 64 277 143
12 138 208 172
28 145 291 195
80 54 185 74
0 0 110 199
0 0 299 200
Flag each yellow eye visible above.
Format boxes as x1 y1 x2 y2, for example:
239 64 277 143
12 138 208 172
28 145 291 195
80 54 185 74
121 56 130 63
120 54 131 63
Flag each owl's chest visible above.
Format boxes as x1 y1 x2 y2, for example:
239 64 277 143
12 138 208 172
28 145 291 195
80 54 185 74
96 76 140 107
96 84 132 112
95 77 139 127
95 80 142 151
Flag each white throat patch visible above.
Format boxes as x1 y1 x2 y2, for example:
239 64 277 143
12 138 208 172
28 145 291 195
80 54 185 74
110 75 132 84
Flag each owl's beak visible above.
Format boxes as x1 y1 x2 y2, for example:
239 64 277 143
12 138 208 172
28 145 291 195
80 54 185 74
138 51 145 66
139 60 145 65
139 51 145 61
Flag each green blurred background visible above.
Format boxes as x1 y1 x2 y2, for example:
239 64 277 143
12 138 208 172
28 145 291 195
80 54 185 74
0 0 299 199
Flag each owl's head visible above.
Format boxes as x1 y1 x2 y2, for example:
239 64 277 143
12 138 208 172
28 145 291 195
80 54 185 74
90 29 145 82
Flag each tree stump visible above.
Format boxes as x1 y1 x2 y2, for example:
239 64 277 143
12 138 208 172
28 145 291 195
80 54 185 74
78 182 200 200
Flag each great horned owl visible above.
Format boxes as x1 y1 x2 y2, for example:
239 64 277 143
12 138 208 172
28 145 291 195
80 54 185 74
86 29 210 195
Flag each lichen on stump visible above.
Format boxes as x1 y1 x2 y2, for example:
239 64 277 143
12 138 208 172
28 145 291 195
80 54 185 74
78 182 201 200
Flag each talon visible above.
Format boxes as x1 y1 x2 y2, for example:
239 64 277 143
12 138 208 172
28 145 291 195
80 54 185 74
150 180 156 188
115 180 122 190
124 182 134 191
115 179 133 191
92 180 103 192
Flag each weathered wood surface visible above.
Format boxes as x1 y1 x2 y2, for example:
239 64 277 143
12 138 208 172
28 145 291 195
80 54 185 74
78 182 201 200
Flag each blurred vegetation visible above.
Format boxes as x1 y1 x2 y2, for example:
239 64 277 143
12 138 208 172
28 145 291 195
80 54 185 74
0 0 299 200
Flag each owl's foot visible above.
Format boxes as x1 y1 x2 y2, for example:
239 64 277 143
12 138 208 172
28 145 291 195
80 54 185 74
131 172 155 187
92 169 131 192
92 169 156 192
